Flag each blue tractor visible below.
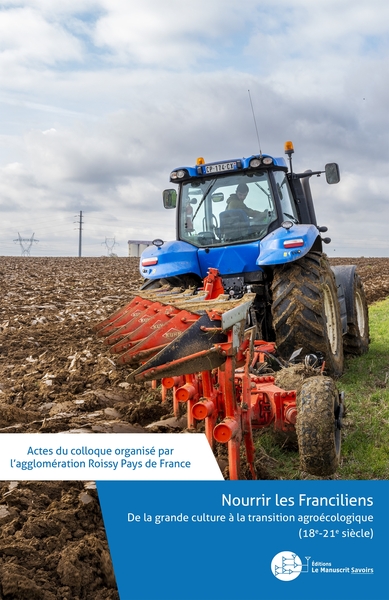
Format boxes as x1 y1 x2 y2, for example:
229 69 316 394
139 142 369 377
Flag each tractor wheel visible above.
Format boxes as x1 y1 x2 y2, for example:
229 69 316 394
139 278 165 291
271 252 344 377
343 273 369 356
296 376 342 477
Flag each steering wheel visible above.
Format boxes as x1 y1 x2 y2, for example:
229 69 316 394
202 215 219 231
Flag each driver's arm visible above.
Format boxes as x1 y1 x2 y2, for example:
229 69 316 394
246 206 267 220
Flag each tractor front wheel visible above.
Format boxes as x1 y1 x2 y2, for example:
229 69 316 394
296 376 342 477
271 252 344 377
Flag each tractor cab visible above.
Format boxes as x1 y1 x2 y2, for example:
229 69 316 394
163 154 299 248
139 143 340 283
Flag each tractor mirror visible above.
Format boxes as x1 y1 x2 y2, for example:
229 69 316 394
211 192 224 203
325 163 340 184
163 189 177 209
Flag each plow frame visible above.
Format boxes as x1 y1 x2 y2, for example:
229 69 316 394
128 303 299 480
93 268 338 480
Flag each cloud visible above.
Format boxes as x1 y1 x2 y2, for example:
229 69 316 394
0 1 388 257
0 7 83 68
1 0 102 18
93 0 257 67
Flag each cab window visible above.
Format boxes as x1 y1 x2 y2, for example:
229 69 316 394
179 172 278 247
273 170 299 223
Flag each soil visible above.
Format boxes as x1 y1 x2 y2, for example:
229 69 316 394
329 257 389 305
1 255 388 599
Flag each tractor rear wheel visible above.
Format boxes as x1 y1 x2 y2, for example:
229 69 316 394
271 252 344 377
296 376 342 477
343 273 369 356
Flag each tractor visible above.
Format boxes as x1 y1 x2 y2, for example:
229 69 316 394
94 142 369 479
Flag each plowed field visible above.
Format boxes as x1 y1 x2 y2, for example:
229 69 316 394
0 255 388 599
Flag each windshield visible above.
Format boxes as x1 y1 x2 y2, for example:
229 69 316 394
179 172 278 247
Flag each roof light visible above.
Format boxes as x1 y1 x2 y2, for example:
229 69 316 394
283 238 304 249
284 140 294 155
196 157 205 165
142 257 158 266
262 157 273 165
170 169 187 180
249 158 261 168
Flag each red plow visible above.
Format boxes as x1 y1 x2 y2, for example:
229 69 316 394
93 269 342 479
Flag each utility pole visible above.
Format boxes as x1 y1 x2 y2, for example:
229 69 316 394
74 211 83 257
13 232 39 256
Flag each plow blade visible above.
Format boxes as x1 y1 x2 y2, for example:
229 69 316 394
94 296 153 336
106 304 180 352
116 309 202 366
130 312 228 381
94 287 256 373
132 347 226 382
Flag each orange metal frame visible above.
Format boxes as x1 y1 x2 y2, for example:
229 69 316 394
94 270 298 480
158 317 297 480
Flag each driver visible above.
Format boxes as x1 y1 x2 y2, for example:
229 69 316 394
226 183 267 219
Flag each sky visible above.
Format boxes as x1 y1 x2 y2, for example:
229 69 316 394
0 0 388 258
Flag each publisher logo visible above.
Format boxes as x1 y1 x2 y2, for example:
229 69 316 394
271 551 303 581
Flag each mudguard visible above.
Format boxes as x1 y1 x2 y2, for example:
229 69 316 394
257 224 321 266
139 240 202 280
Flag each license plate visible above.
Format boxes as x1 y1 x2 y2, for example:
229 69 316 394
205 162 237 174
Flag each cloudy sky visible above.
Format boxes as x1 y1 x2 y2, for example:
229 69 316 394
0 0 388 257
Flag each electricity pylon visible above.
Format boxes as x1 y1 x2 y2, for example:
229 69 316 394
102 237 118 256
13 232 39 256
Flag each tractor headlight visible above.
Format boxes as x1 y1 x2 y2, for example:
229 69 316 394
249 158 261 168
262 157 273 165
